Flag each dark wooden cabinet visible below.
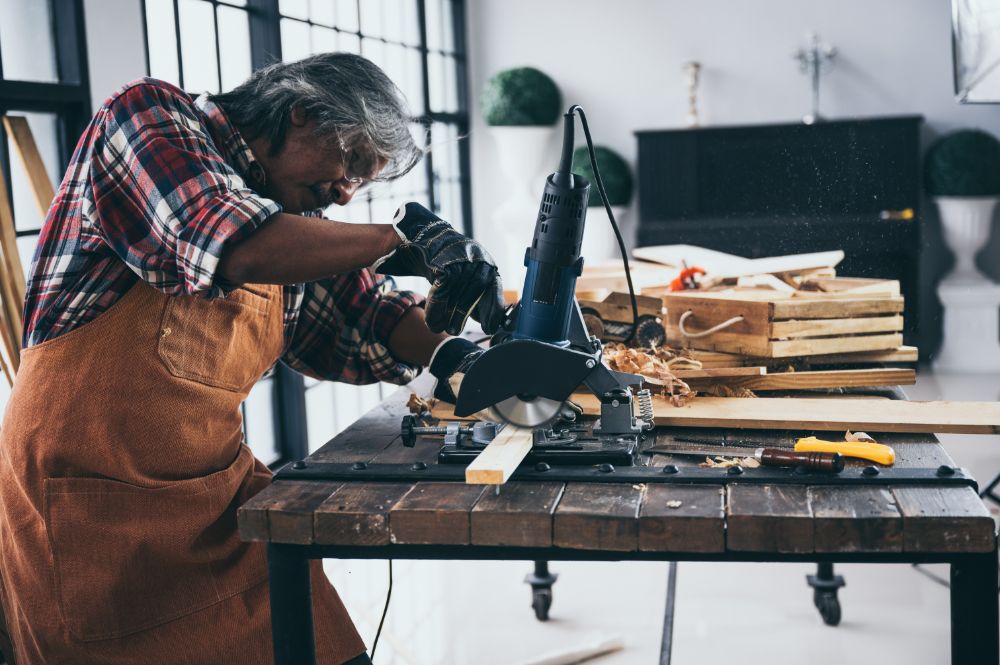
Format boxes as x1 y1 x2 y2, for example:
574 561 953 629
635 116 923 343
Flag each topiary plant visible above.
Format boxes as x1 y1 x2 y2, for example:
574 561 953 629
481 67 561 126
571 145 633 207
925 129 1000 196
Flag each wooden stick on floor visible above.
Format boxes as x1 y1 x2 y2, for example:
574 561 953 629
0 162 22 369
465 426 534 485
2 116 55 218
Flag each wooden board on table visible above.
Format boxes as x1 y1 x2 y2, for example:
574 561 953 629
632 246 843 279
465 426 534 484
727 485 814 553
389 482 486 545
671 366 766 379
684 368 916 392
236 480 340 545
553 483 643 552
639 484 725 552
692 345 920 368
570 393 1000 434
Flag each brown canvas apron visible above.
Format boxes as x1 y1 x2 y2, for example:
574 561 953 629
0 280 366 664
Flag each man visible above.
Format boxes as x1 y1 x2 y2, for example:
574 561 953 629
0 53 500 664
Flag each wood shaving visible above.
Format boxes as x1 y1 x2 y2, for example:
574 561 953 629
666 500 683 509
407 393 435 414
699 455 761 469
845 430 876 443
603 342 698 406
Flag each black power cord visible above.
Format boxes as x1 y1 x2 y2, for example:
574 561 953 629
567 104 641 344
370 559 393 660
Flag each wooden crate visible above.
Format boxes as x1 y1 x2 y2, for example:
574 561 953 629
662 289 904 358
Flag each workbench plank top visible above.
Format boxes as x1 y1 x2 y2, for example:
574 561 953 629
639 485 726 552
726 485 815 553
553 483 643 552
237 386 996 559
389 482 486 545
471 482 564 548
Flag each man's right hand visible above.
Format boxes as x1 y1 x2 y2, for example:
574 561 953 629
374 202 505 335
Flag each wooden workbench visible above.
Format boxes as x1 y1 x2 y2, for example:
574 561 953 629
239 388 998 665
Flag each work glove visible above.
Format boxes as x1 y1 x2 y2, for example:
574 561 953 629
428 337 484 403
374 202 505 335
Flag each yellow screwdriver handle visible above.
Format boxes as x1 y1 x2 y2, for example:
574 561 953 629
794 437 896 466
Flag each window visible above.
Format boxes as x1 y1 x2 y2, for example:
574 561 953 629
0 0 91 324
144 0 472 464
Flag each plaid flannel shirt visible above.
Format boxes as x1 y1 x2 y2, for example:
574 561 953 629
23 78 423 385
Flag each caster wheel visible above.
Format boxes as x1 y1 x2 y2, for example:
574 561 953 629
814 591 841 626
532 588 552 622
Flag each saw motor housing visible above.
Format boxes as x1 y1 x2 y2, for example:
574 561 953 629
454 109 646 438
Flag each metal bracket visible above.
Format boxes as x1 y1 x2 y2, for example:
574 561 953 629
275 461 978 489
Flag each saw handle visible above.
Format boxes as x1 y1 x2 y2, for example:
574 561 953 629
760 448 844 473
794 437 896 466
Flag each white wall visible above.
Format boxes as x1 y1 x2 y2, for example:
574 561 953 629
465 0 1000 355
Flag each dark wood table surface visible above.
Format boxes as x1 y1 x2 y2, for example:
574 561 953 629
239 387 999 665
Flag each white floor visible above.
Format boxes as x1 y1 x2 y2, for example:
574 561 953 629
323 366 1000 665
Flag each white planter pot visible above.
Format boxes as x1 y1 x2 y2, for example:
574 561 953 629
580 205 630 264
933 195 1000 373
488 126 557 286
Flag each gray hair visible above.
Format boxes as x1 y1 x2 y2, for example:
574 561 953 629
210 52 422 181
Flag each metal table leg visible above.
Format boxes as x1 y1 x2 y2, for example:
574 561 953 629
659 562 678 665
268 544 317 665
807 562 845 626
951 547 999 665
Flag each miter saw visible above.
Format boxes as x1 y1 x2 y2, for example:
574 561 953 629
447 106 653 465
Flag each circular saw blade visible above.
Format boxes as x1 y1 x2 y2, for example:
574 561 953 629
490 395 564 429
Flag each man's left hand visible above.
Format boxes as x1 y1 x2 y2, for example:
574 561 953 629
428 337 484 403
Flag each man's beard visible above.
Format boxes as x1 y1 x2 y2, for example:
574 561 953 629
309 184 336 209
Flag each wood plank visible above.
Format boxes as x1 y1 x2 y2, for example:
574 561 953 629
266 481 341 545
769 333 903 358
309 396 408 463
684 368 916 392
471 482 563 547
808 487 902 553
237 490 276 542
389 482 485 545
465 426 534 484
639 485 725 552
770 314 903 339
0 158 23 359
569 393 1000 434
894 487 995 553
780 345 919 365
553 483 643 551
313 482 412 546
671 366 766 379
771 296 904 320
727 485 814 553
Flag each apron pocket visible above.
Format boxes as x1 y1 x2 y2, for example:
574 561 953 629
158 285 274 392
43 446 266 641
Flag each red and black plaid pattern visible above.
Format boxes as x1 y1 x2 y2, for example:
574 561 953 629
23 78 422 385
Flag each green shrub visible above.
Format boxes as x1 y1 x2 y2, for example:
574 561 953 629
925 129 1000 196
481 67 561 126
572 145 633 206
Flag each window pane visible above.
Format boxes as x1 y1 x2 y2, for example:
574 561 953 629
427 51 445 111
400 0 420 46
311 26 337 54
0 0 58 83
439 0 456 52
335 0 359 32
424 0 442 52
279 0 310 21
244 377 279 465
4 113 60 234
16 235 38 285
178 0 220 93
144 0 181 86
359 0 383 38
281 18 312 62
380 0 404 43
309 0 336 27
220 0 248 6
339 31 361 54
305 381 338 452
218 7 252 91
361 38 385 70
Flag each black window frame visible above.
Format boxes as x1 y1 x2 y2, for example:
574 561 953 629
0 0 91 255
142 0 473 467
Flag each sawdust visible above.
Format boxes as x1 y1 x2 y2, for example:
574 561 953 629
845 430 876 443
602 343 698 406
407 393 435 414
665 500 683 509
699 456 761 469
